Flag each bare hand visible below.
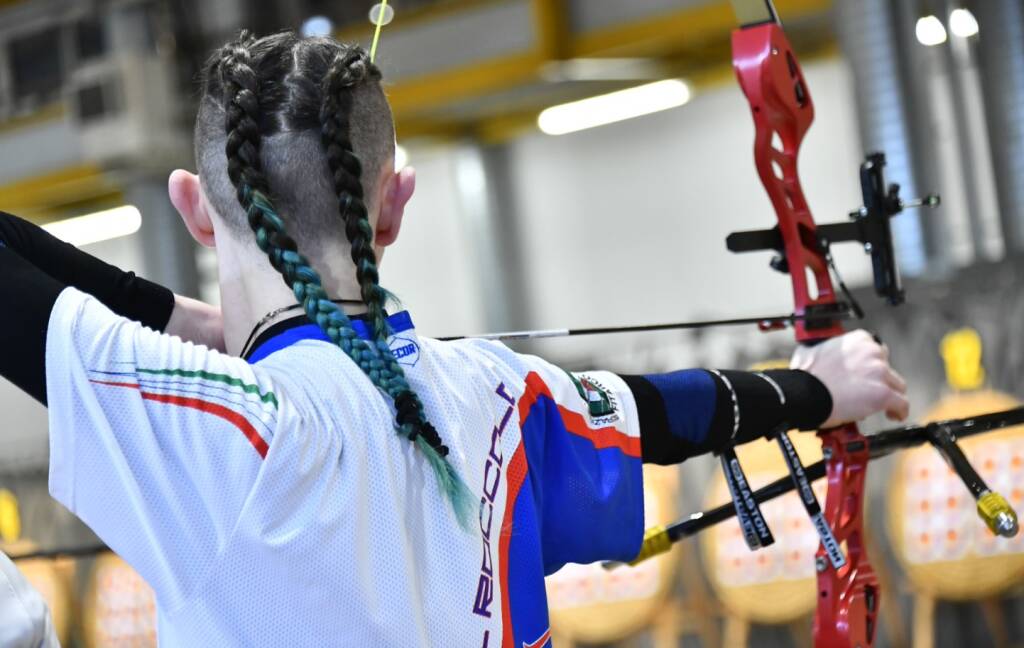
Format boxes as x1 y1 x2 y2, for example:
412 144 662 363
790 329 909 428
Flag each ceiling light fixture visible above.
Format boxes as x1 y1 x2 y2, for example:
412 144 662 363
915 15 948 46
949 8 979 38
42 205 142 247
537 79 691 136
301 16 333 38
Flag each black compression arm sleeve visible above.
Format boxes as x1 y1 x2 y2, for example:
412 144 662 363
621 369 832 465
0 211 174 330
0 245 65 404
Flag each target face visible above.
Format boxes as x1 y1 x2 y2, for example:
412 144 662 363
888 390 1024 600
699 433 827 624
83 554 158 648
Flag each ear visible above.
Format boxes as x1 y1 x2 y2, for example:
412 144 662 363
375 166 416 247
168 169 216 248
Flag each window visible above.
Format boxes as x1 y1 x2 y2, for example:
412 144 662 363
76 84 106 121
9 27 64 104
75 78 120 123
75 17 107 62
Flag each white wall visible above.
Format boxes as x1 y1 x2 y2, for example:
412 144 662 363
510 58 865 324
380 145 491 337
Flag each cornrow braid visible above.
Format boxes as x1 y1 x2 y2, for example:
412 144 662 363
217 34 474 529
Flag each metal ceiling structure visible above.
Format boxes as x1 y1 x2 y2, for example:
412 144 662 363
0 0 836 222
335 0 835 141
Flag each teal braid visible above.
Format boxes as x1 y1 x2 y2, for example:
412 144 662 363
218 36 474 530
318 48 475 529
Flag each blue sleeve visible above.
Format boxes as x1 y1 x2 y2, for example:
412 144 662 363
644 369 718 444
515 369 645 574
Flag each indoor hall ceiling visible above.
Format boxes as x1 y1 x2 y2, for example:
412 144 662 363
332 0 836 142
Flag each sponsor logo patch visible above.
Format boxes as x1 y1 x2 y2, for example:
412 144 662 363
388 336 420 367
567 372 620 425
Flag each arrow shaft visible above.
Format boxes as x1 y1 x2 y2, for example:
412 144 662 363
438 309 853 342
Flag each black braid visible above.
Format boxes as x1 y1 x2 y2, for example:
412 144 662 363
320 49 389 338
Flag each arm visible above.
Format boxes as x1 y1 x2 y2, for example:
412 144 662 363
624 330 909 465
0 210 223 353
41 289 293 610
0 240 301 610
488 329 906 569
624 368 832 465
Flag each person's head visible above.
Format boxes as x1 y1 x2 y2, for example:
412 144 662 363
169 31 416 313
168 31 472 527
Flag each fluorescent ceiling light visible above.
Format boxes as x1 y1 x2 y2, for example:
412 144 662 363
300 15 333 37
538 79 691 136
395 144 409 171
43 205 142 246
949 8 979 38
916 15 948 46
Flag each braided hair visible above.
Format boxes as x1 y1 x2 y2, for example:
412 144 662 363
201 32 473 528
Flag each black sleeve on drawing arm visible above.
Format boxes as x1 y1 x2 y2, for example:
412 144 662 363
0 211 174 331
0 244 65 404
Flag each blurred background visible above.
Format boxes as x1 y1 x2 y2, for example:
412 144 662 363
2 0 1024 646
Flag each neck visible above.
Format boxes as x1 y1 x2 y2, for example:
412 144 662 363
216 235 368 356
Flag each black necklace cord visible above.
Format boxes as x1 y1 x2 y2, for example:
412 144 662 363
239 298 365 359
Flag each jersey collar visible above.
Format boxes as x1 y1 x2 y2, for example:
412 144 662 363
244 311 416 364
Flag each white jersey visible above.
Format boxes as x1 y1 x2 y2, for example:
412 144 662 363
45 288 645 647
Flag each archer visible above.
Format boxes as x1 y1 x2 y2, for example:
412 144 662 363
0 32 906 647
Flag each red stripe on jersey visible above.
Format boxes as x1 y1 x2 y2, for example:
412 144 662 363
518 372 641 458
89 379 270 458
523 628 552 648
499 442 528 648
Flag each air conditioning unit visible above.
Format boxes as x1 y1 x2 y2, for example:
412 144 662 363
68 53 189 168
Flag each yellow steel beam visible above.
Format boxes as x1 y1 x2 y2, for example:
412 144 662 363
531 0 569 60
399 39 838 146
386 0 830 121
336 0 511 44
387 51 544 116
0 164 122 223
573 0 830 57
0 102 65 135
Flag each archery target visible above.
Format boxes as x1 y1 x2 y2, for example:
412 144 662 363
710 479 826 588
82 553 158 648
700 434 825 624
545 465 680 643
887 390 1024 600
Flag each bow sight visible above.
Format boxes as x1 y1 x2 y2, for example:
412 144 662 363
727 152 941 315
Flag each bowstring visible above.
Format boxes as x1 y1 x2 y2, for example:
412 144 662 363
370 0 390 63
